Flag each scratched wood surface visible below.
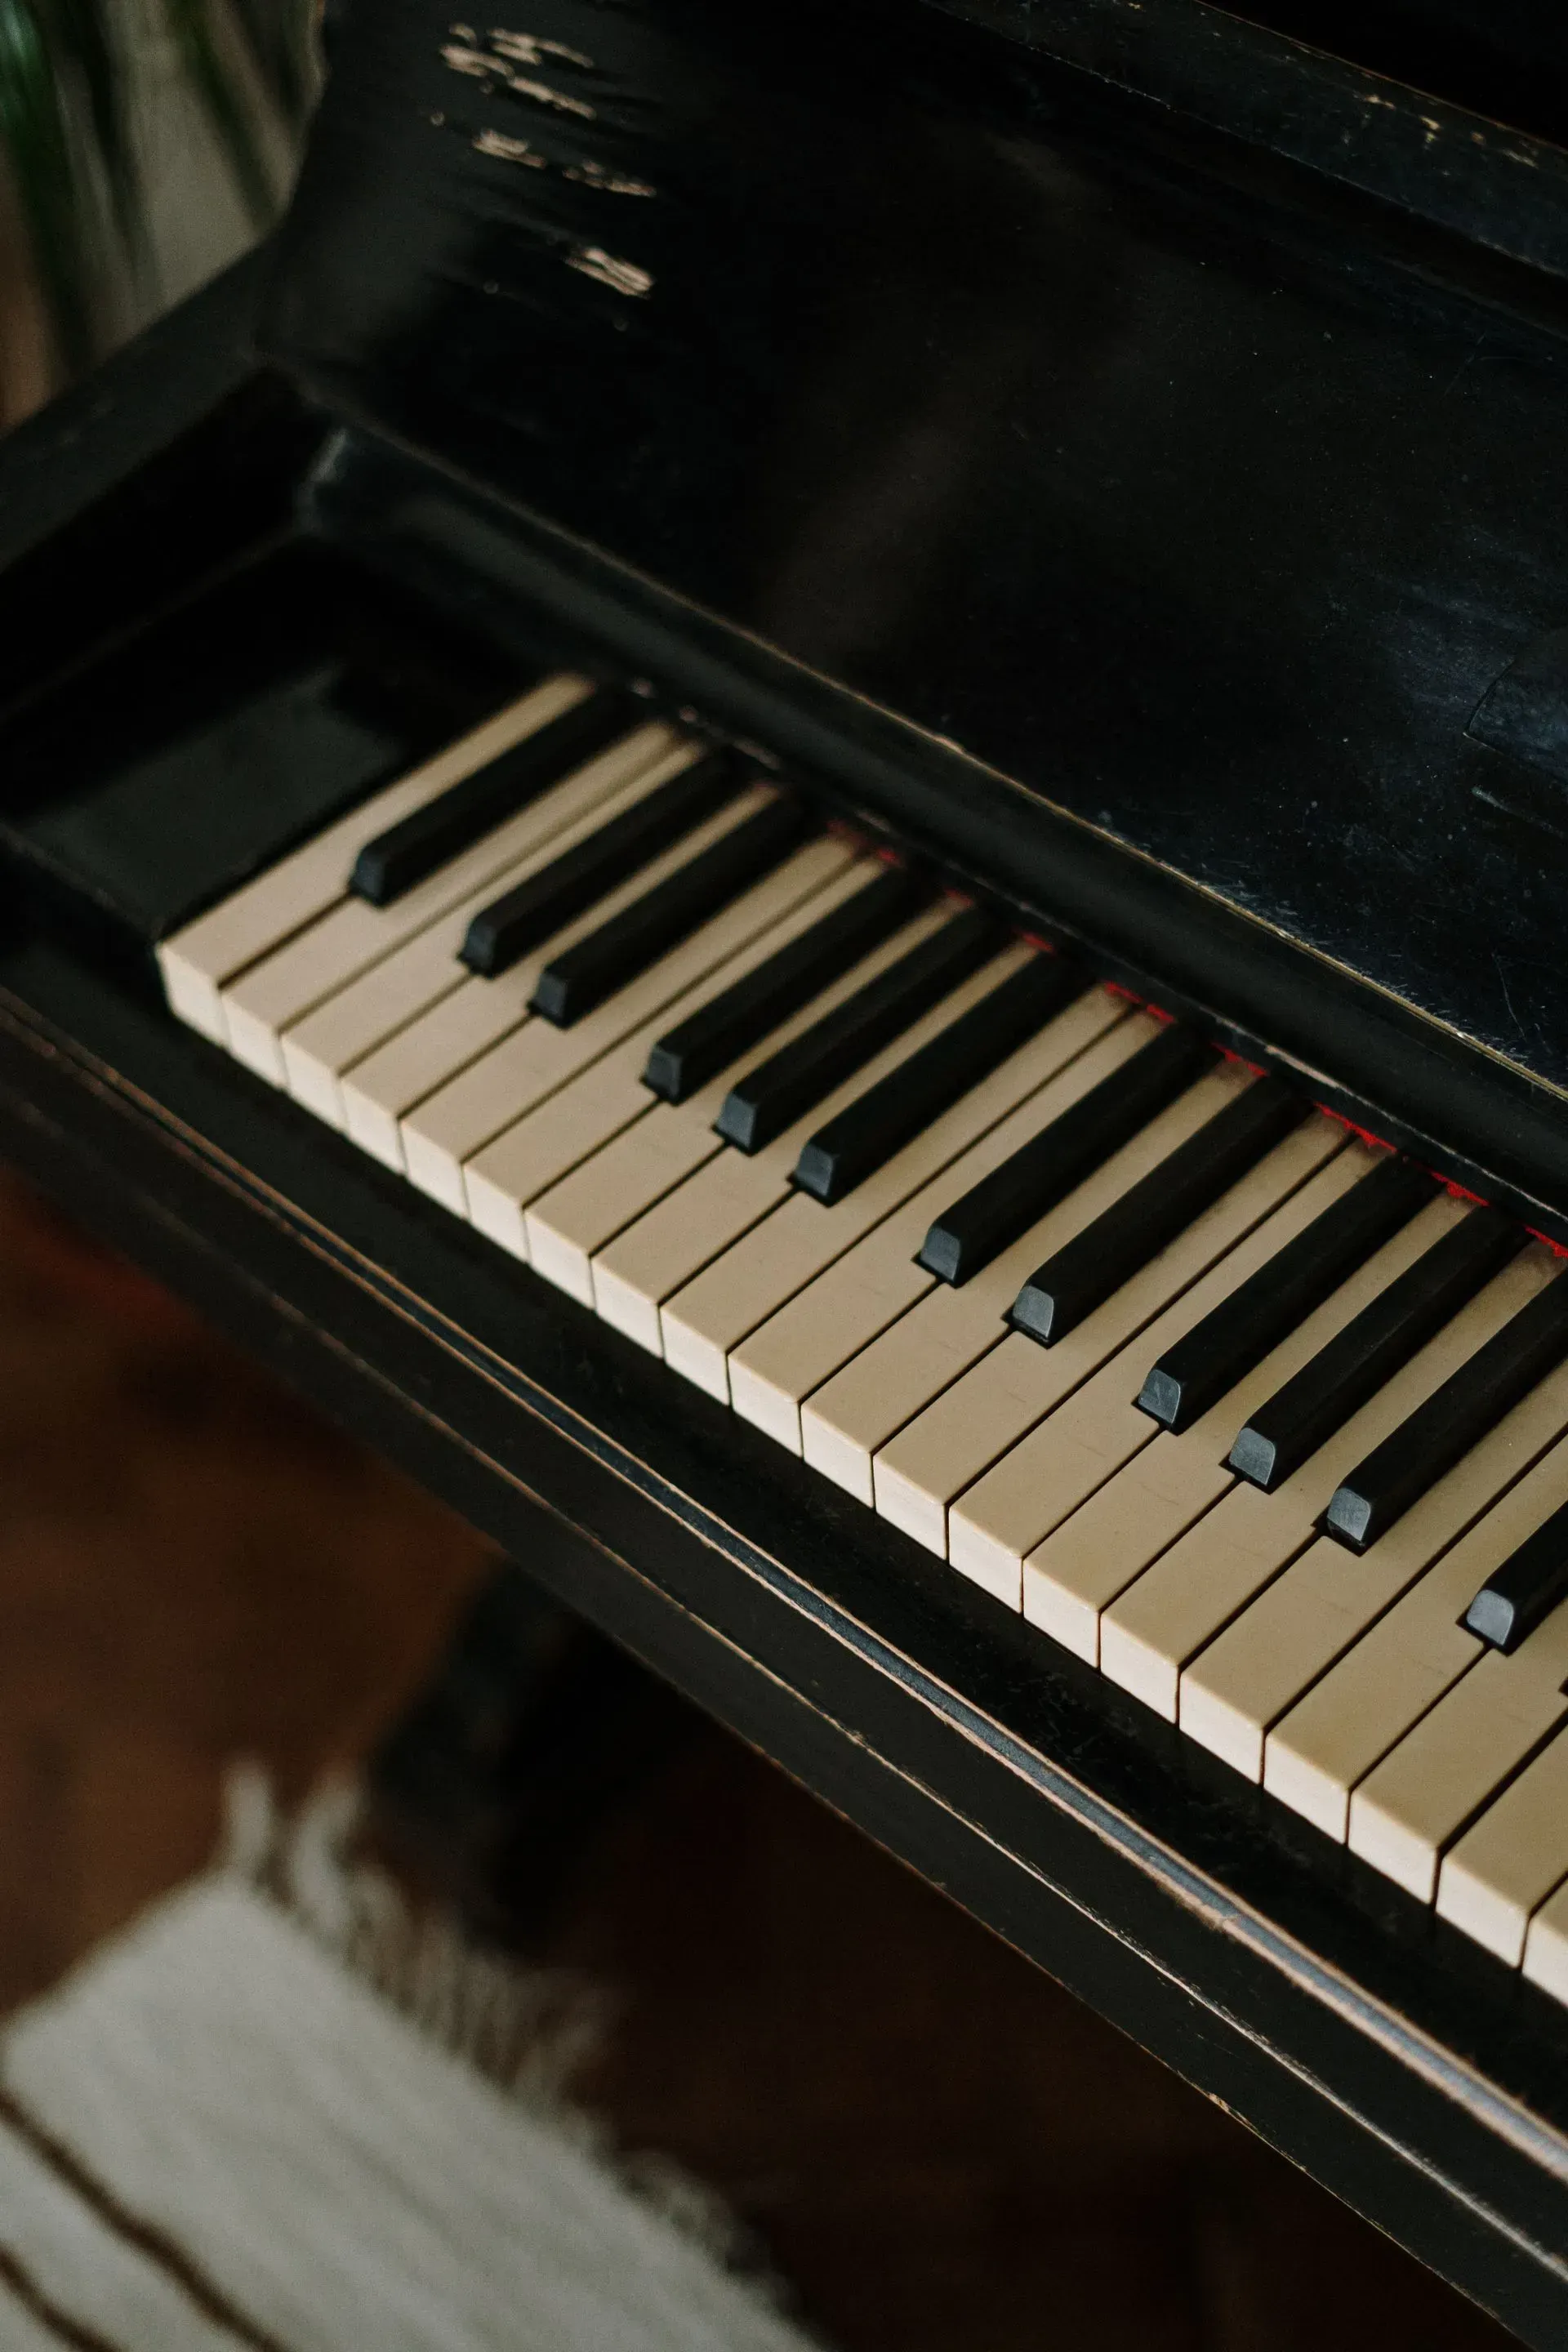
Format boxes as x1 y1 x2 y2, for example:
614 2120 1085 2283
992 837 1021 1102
0 1165 1517 2350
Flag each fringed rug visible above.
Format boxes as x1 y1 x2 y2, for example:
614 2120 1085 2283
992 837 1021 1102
0 1775 821 2352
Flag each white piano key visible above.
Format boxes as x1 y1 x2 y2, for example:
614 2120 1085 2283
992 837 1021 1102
880 1098 1340 1570
726 988 1130 1451
1023 1152 1441 1664
528 939 1034 1327
1524 1869 1568 2002
795 1012 1196 1503
449 865 933 1233
342 788 842 1169
1186 1346 1568 1790
156 673 592 1040
459 853 876 1259
1437 1725 1568 1965
934 1114 1344 1603
658 947 1107 1403
589 908 1013 1359
1348 1564 1568 1902
1083 1244 1548 1736
1263 1423 1568 1839
281 772 777 1129
392 841 884 1209
1167 1247 1561 1775
220 719 684 1084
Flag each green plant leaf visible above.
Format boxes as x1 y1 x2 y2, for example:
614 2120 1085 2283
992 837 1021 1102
0 0 95 371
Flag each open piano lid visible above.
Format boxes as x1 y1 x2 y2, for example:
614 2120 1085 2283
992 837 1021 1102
256 0 1568 1213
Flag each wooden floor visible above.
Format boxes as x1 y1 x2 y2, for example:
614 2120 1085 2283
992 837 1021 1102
0 1165 1518 2350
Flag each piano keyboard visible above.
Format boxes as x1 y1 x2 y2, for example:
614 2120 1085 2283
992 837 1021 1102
158 675 1568 2002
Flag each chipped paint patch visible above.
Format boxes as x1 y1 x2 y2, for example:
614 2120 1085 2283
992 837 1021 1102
474 126 546 166
568 245 653 296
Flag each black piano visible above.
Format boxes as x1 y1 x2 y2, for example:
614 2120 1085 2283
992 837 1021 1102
6 0 1568 2334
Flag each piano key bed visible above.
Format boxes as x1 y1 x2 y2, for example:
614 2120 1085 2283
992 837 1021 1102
157 670 1568 2010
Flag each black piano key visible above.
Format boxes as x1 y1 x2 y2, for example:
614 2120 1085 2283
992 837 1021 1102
1324 1266 1568 1553
1463 1499 1568 1654
791 952 1084 1206
715 905 1001 1155
1228 1206 1524 1493
916 1022 1214 1288
350 686 635 906
642 864 925 1104
528 795 812 1027
460 750 736 978
1136 1153 1437 1434
1009 1076 1306 1348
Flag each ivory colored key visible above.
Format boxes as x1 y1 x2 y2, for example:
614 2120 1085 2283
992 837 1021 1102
1525 1864 1568 2002
220 720 684 1084
375 839 866 1194
1348 1555 1568 1902
1437 1725 1568 1964
799 1011 1196 1500
660 956 1114 1402
888 1106 1343 1570
1027 1168 1454 1665
518 902 938 1289
727 990 1131 1450
434 884 947 1224
1193 1339 1568 1787
1264 1423 1568 1840
156 671 591 1040
461 857 879 1258
1098 1243 1554 1736
592 934 1038 1356
941 1115 1344 1601
282 778 782 1129
1172 1246 1562 1772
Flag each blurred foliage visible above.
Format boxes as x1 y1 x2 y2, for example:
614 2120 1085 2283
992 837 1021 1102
0 0 314 375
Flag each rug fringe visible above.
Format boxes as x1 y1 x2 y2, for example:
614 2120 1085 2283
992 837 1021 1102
217 1763 789 2304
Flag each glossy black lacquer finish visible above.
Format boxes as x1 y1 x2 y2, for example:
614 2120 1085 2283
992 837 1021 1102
265 0 1568 1196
